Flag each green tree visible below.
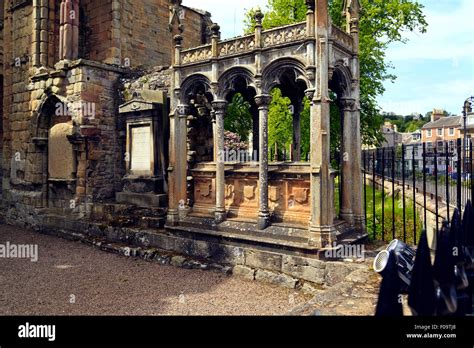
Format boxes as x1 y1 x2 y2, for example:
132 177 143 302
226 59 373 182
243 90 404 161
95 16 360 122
244 0 307 33
244 0 427 148
268 88 293 157
225 93 253 141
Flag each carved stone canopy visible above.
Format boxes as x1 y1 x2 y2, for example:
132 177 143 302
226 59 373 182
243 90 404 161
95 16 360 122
120 100 161 114
120 90 166 114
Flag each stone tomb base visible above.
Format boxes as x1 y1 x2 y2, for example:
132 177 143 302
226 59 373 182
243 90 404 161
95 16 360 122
28 204 367 288
191 162 314 226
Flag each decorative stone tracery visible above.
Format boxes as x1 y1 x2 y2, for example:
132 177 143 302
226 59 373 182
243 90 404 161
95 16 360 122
168 0 363 246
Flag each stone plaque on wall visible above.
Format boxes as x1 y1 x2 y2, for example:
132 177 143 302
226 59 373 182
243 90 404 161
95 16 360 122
131 125 152 172
48 123 75 180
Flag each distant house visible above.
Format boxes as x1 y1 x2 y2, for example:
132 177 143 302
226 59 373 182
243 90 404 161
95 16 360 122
420 110 465 174
380 122 402 148
401 130 422 170
467 112 474 142
421 110 462 153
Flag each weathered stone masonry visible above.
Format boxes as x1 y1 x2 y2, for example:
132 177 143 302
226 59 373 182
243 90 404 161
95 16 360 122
0 1 367 288
1 0 211 225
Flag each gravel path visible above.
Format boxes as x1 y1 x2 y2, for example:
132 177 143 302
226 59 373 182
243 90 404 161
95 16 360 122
0 224 311 316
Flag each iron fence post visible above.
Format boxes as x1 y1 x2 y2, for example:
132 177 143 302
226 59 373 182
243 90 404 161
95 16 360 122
402 144 406 242
381 148 385 241
457 138 462 212
423 142 427 232
412 145 417 244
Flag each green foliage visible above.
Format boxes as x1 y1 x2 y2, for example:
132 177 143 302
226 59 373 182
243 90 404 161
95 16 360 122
225 93 253 141
244 0 307 34
244 0 428 149
268 88 293 155
404 120 426 132
383 115 429 133
365 185 423 245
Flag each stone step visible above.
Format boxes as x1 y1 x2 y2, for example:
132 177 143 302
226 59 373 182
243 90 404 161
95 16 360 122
178 217 310 245
166 223 324 256
337 229 369 245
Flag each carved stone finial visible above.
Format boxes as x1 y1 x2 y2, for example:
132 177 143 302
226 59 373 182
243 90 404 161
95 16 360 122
174 34 183 47
305 0 315 11
211 23 221 38
254 8 264 26
169 0 184 33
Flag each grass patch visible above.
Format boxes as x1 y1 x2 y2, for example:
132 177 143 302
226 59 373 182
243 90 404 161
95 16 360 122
365 185 423 245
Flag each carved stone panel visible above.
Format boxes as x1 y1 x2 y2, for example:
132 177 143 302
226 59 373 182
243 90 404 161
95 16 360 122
130 125 152 172
195 178 214 204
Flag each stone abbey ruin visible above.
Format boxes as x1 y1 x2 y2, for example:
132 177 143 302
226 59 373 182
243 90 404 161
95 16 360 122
0 0 367 284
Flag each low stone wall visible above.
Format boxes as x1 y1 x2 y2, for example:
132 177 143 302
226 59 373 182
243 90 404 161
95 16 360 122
23 210 370 293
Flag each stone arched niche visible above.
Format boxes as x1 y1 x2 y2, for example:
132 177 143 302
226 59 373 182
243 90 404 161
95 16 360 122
48 123 76 180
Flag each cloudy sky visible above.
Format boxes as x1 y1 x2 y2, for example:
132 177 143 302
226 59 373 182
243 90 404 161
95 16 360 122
183 0 474 116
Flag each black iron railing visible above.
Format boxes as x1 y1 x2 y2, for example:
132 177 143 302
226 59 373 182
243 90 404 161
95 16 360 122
363 139 473 245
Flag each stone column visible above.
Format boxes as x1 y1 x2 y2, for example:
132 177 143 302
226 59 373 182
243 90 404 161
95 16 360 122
211 110 217 162
347 2 364 230
211 23 220 58
167 105 189 225
309 0 336 246
110 0 122 65
166 106 179 226
178 106 189 214
255 94 272 230
167 35 183 225
305 0 315 38
340 98 355 225
309 93 336 246
59 0 79 60
212 100 227 223
32 0 49 67
352 105 364 229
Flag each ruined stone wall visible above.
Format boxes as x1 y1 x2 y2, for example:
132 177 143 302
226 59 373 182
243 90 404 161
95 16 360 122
0 0 4 75
0 0 4 145
80 0 113 63
2 2 34 193
1 0 211 225
56 0 211 68
118 1 211 68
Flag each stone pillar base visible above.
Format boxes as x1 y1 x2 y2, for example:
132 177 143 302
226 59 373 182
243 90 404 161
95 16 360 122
353 215 366 232
339 209 354 225
166 210 179 226
308 224 337 247
215 210 226 224
257 213 270 230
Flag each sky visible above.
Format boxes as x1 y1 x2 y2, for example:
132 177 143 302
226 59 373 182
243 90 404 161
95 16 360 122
183 0 474 116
